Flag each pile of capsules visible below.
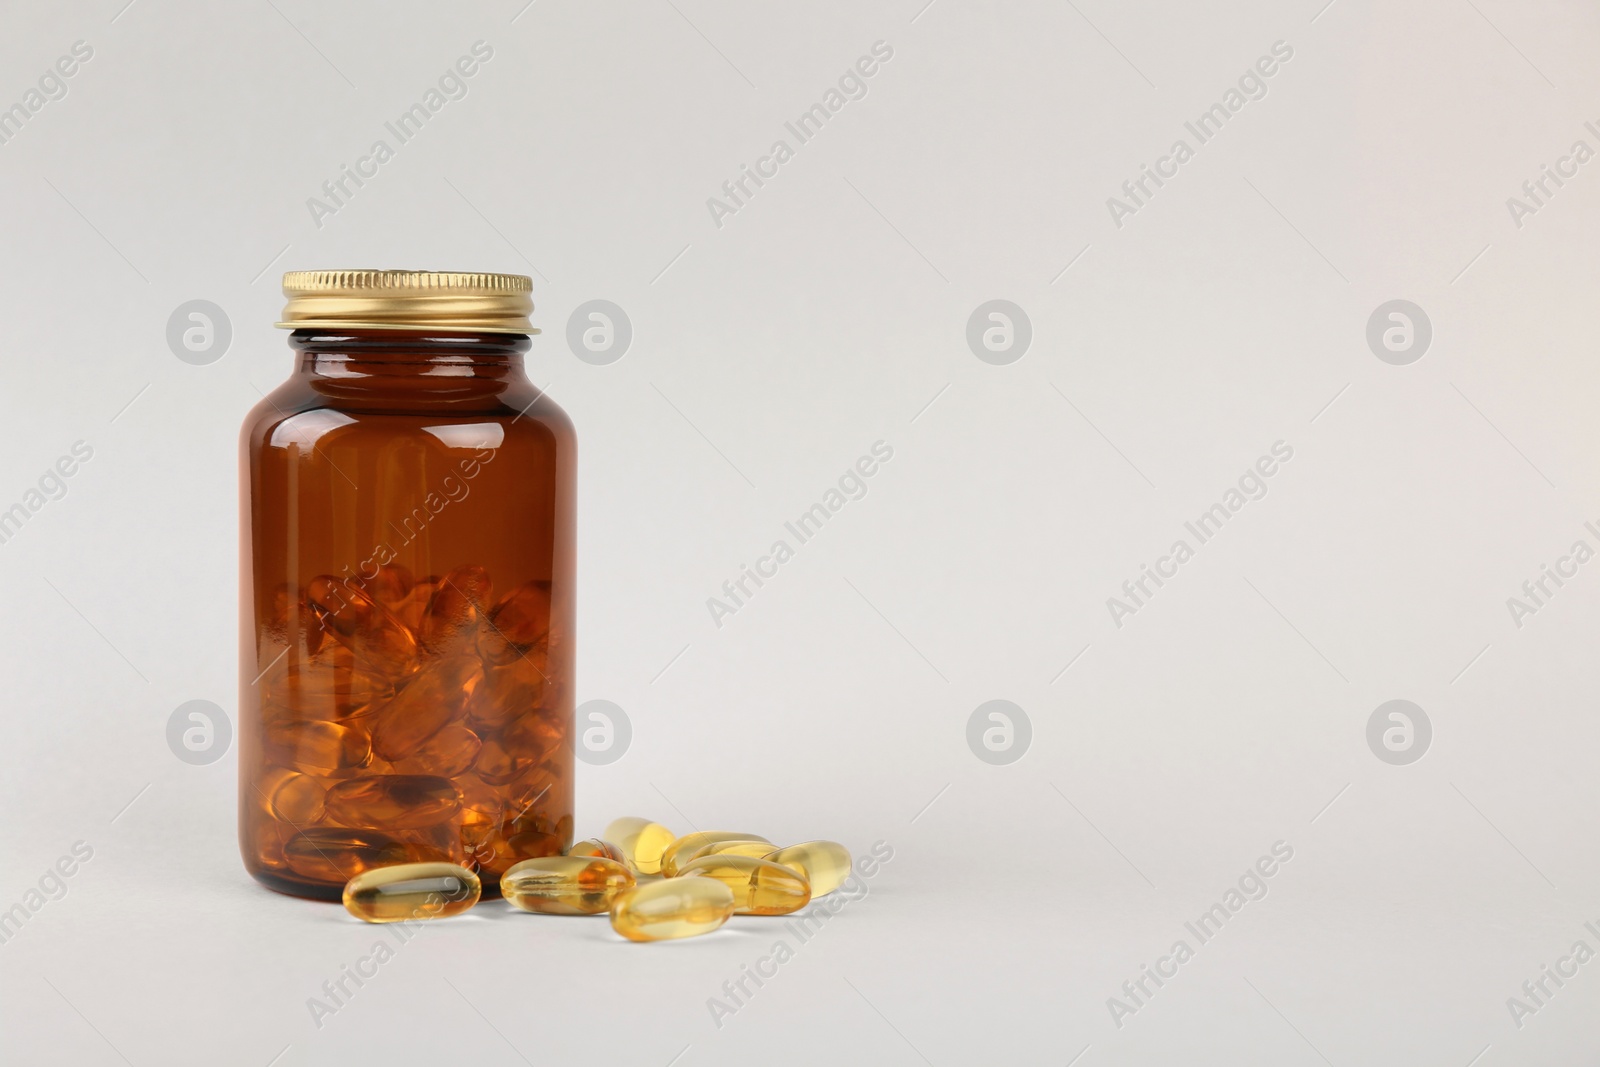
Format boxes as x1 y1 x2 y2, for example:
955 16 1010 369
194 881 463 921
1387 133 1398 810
250 564 571 883
340 815 851 941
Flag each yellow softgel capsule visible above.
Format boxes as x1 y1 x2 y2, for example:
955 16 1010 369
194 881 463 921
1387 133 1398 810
603 817 676 875
610 876 736 941
567 838 629 865
342 862 481 923
675 855 810 916
659 831 771 878
695 839 782 863
764 841 852 897
501 856 635 915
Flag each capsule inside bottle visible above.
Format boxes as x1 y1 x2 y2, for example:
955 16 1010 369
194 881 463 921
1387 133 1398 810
609 876 736 941
501 856 635 915
342 862 481 923
674 855 810 916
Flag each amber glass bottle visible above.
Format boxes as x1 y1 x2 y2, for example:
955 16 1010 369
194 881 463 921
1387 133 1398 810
239 271 574 900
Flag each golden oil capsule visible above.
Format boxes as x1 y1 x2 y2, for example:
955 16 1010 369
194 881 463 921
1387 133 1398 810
306 575 420 678
567 838 628 864
391 722 482 778
342 862 481 923
365 563 415 611
477 581 552 665
467 661 545 728
393 579 438 634
262 658 393 721
472 738 533 786
369 655 482 761
419 564 494 655
684 838 778 865
282 827 416 883
604 817 676 875
264 768 326 825
264 719 371 774
324 774 462 830
659 831 771 878
675 855 810 915
609 876 735 941
504 708 563 759
764 841 852 897
502 856 635 915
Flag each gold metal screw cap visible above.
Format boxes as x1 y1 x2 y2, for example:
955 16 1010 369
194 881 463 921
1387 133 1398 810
276 270 537 334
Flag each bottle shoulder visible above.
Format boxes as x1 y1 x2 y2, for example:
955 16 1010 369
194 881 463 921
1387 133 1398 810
240 377 574 454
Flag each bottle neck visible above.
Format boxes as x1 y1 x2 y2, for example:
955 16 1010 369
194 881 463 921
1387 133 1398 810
289 329 531 379
285 329 535 410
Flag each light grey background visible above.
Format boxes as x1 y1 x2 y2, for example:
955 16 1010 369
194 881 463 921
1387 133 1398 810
2 0 1598 1063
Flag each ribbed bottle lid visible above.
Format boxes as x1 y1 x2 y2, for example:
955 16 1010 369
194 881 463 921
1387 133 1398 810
277 270 537 334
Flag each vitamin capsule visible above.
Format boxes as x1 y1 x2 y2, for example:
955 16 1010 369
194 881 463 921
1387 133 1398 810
282 828 418 883
453 772 503 818
459 808 498 860
695 839 783 864
604 817 676 875
504 708 563 759
262 582 325 656
393 579 438 634
473 738 533 786
659 831 772 878
476 827 563 876
466 661 545 728
264 719 372 774
247 824 291 871
764 841 852 897
420 565 494 655
369 655 483 761
567 838 629 864
307 575 420 678
609 877 736 941
502 856 635 915
324 775 463 830
392 722 482 778
263 659 393 721
342 862 481 923
261 582 297 648
265 768 327 825
477 581 552 666
505 760 566 815
675 855 810 915
392 821 469 867
365 564 415 610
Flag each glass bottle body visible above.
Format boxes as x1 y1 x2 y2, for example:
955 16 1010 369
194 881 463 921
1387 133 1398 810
239 330 574 900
